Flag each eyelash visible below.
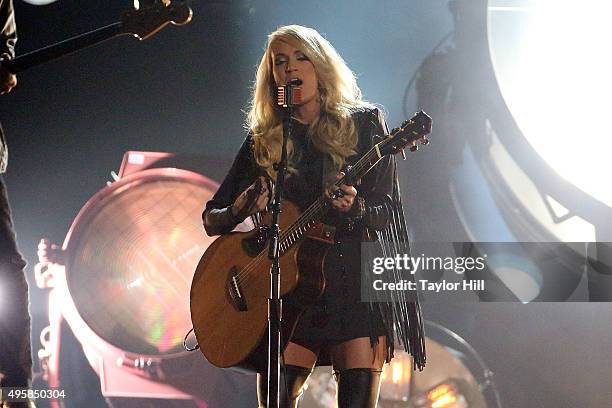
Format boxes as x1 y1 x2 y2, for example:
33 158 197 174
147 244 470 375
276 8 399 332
274 55 309 66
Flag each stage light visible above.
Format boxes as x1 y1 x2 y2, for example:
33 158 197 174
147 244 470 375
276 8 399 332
413 381 468 408
21 0 59 4
379 350 413 403
488 0 612 207
33 152 256 406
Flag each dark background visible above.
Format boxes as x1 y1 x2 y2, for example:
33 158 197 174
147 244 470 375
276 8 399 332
2 1 612 407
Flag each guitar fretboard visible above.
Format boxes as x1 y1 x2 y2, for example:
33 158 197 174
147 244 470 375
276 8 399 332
4 23 122 74
275 111 430 254
278 142 385 253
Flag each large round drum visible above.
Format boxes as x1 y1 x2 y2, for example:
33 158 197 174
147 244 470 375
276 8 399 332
62 167 218 357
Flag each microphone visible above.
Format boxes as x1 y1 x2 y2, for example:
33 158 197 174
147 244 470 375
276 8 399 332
277 78 303 108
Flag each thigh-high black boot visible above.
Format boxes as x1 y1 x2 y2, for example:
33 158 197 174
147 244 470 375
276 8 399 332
334 368 383 408
257 364 312 408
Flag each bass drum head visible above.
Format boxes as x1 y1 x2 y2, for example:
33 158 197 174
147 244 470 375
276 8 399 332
63 168 218 357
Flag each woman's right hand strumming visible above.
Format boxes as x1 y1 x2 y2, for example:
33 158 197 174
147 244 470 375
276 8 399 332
231 176 270 219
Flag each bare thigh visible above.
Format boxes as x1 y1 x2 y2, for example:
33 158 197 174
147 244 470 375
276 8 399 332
329 336 387 371
282 341 318 369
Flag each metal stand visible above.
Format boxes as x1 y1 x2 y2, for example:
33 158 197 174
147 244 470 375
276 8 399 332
266 82 299 407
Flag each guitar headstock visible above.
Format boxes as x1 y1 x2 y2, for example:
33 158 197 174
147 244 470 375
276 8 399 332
122 1 193 40
378 111 432 157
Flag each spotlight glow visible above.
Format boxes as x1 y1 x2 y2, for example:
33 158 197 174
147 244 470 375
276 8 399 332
21 0 59 5
489 0 612 207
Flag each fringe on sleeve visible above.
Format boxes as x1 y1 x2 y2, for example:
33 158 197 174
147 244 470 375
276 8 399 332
365 158 427 371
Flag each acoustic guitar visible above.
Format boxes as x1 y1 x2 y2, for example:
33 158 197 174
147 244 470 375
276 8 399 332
190 111 432 370
1 1 192 74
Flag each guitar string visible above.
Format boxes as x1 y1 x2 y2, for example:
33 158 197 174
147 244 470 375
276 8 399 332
232 193 327 285
232 136 403 288
230 119 427 286
232 154 370 286
231 199 322 284
232 148 379 286
233 144 391 287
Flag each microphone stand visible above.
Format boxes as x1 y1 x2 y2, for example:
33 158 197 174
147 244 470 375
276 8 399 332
267 80 300 408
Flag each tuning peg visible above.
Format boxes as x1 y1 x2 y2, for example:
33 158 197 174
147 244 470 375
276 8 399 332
400 148 407 160
409 141 418 152
421 136 429 145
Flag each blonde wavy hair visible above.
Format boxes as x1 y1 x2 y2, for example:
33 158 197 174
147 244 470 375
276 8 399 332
246 25 371 178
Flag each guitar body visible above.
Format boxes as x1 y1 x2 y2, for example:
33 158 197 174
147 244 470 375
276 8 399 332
190 200 328 370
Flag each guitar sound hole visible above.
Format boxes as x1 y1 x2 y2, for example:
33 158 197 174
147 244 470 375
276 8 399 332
242 225 270 257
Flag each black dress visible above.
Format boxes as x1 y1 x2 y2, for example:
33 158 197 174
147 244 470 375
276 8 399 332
203 108 397 366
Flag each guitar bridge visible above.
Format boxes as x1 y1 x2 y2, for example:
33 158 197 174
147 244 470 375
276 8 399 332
227 266 247 312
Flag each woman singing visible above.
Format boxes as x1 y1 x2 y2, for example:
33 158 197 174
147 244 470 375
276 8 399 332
202 24 425 408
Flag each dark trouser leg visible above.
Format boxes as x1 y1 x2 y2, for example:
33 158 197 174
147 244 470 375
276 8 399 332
334 368 383 408
0 175 31 390
257 365 312 408
0 272 31 387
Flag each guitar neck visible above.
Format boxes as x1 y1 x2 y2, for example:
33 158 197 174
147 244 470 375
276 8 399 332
4 22 122 74
2 2 194 74
278 110 432 252
278 145 384 253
